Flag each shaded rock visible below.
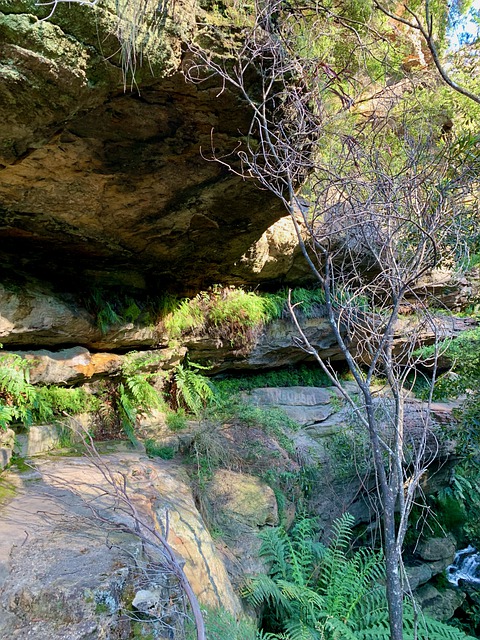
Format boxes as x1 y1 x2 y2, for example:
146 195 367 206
417 535 456 564
0 2 287 292
405 563 433 591
0 283 188 353
0 283 98 346
0 428 15 470
414 583 465 621
188 315 343 372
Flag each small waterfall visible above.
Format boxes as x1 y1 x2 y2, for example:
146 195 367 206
447 546 480 587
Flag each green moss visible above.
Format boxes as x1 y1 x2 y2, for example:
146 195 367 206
9 454 30 472
0 477 17 504
145 439 176 459
213 364 331 397
95 602 109 614
166 409 188 431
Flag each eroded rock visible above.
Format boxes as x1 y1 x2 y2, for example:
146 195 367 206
0 451 242 638
417 535 457 564
0 1 288 291
246 386 337 426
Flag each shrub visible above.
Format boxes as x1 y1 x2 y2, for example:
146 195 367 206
213 364 331 398
163 285 330 353
416 327 480 399
185 606 258 640
0 352 99 430
94 351 166 443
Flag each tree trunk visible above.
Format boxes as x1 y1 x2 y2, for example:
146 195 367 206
384 496 404 640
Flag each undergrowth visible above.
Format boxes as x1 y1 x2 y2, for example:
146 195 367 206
0 352 99 430
94 351 166 443
213 365 331 397
207 394 299 456
162 286 327 353
244 513 475 640
415 327 480 399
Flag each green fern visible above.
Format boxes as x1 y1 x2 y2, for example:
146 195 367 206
244 514 475 640
173 362 214 415
0 404 16 430
0 353 37 427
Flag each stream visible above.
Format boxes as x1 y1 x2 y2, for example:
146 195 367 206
447 546 480 587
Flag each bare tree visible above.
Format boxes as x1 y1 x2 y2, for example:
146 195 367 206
188 3 476 638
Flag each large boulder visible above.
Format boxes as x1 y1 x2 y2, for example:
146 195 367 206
205 469 278 590
246 386 338 427
415 583 465 621
0 451 242 638
0 428 15 470
417 536 457 564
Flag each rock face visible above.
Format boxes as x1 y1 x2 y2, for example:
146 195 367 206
0 452 242 638
415 584 465 621
205 469 279 589
0 1 290 292
417 535 457 564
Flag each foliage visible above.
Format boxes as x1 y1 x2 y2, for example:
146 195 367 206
324 425 371 480
172 362 215 415
243 513 474 640
84 287 146 334
165 408 188 431
213 365 331 398
144 439 176 459
0 353 38 428
189 423 231 484
263 466 322 524
436 460 480 544
94 351 165 443
209 394 299 456
416 328 480 399
164 286 275 352
185 606 258 640
0 352 98 430
163 286 328 353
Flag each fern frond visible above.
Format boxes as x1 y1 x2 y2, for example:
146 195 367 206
283 617 321 640
257 631 287 640
174 363 214 415
276 579 325 613
319 512 354 593
242 574 293 617
289 517 325 587
318 615 360 640
0 404 15 429
403 607 476 640
258 527 291 581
